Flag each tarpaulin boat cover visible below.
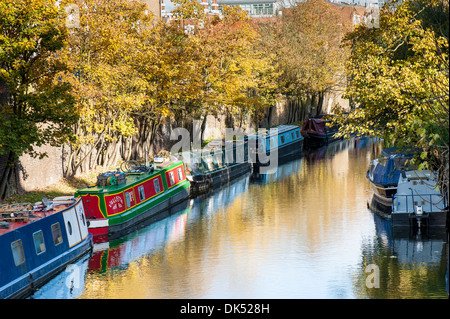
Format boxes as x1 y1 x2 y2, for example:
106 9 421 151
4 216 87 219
301 118 326 136
369 147 421 186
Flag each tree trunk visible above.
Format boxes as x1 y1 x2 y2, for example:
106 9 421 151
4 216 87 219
0 152 19 200
200 113 208 143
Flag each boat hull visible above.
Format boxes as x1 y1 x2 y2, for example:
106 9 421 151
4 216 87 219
107 186 190 240
303 131 340 149
253 138 303 168
368 194 393 217
392 211 448 228
189 162 251 197
391 170 448 228
76 160 192 243
0 199 93 299
86 183 190 242
2 235 92 299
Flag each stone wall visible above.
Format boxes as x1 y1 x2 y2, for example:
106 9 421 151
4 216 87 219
12 87 350 192
17 144 64 192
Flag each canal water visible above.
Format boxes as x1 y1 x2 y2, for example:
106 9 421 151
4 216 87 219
31 137 448 299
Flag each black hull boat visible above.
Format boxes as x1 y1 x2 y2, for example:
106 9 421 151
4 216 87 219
247 125 304 170
301 117 340 149
183 139 252 197
392 170 448 228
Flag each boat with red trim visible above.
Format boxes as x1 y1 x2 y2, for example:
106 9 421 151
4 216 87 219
75 157 190 242
300 116 340 149
0 197 93 299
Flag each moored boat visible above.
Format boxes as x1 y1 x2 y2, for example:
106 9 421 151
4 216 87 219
367 147 421 213
182 139 252 196
0 197 93 299
392 170 448 228
75 158 190 242
300 116 340 149
247 124 304 171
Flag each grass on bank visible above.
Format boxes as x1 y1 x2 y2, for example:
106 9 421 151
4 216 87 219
1 167 106 204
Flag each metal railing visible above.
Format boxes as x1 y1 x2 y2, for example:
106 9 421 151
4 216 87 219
393 193 447 214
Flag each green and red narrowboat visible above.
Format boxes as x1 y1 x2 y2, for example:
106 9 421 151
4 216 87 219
75 159 190 243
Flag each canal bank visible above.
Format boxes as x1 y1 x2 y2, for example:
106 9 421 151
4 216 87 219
30 137 448 299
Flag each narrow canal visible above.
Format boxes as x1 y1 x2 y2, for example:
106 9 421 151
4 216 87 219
31 137 448 299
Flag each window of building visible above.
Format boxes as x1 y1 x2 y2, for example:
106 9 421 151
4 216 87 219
253 4 263 15
11 239 25 266
52 223 63 246
33 230 46 255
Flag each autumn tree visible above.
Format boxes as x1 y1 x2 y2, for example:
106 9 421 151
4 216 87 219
0 0 76 198
259 0 349 123
60 0 153 176
169 0 273 139
332 0 449 193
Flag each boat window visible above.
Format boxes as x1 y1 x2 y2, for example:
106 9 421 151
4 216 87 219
138 185 145 201
67 221 73 236
177 168 183 181
291 132 294 140
169 171 175 186
125 192 132 208
51 223 63 246
11 239 25 266
153 178 160 193
33 230 46 255
296 130 300 138
81 211 86 226
280 135 285 144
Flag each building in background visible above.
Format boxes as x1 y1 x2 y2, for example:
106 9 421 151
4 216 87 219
218 0 281 18
161 0 281 20
138 0 162 18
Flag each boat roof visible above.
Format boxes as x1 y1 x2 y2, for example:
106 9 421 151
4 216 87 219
403 170 435 180
0 197 77 236
75 159 184 194
248 125 300 139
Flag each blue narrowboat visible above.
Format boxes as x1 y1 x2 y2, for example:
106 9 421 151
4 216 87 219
0 197 93 299
248 125 304 170
367 147 421 213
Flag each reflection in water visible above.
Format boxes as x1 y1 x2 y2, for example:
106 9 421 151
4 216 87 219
355 213 448 298
33 137 447 299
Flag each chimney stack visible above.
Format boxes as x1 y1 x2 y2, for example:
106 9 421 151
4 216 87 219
201 0 208 12
212 0 219 13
